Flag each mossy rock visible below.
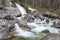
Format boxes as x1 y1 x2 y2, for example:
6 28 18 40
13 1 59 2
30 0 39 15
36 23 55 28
12 33 49 40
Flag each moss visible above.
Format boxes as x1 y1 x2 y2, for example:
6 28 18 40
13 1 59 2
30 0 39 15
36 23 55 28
12 0 60 15
11 0 53 13
11 0 25 6
12 33 49 40
25 4 54 14
53 8 60 16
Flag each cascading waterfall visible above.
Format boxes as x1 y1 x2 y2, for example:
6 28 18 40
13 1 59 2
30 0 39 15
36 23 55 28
15 3 60 37
15 3 27 18
31 18 60 34
14 23 35 37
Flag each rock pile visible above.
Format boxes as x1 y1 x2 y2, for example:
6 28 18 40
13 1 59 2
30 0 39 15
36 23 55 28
0 0 22 39
0 19 16 39
0 0 60 39
43 12 60 19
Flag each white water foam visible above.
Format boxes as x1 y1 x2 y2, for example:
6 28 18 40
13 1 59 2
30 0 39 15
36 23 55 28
15 3 60 38
14 23 35 37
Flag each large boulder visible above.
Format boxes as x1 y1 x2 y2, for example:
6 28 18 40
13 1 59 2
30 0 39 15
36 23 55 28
3 15 17 20
2 0 11 7
0 7 21 18
0 19 16 39
52 24 60 28
17 20 31 31
5 7 21 17
43 12 59 19
46 19 49 24
42 29 50 33
51 22 60 28
24 14 35 22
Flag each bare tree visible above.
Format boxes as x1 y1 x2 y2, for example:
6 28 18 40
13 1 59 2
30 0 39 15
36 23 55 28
24 0 60 9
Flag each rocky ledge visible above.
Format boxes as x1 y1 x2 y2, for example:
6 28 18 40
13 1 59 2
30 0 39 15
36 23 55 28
0 7 21 19
0 19 30 39
0 5 22 39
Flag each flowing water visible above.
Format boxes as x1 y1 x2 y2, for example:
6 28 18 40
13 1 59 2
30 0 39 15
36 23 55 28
14 23 35 37
15 3 27 18
15 3 60 37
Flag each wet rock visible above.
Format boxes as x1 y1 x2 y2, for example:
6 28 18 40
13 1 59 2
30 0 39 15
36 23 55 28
43 12 49 17
3 15 16 20
0 0 21 39
51 22 60 28
5 7 21 17
2 0 11 7
1 23 15 39
0 7 3 10
27 10 31 13
0 19 7 26
52 24 60 28
58 17 60 19
16 14 22 17
31 11 40 18
42 33 60 40
20 25 31 31
43 12 59 19
32 11 42 19
0 19 16 39
34 13 40 18
46 19 49 24
42 29 50 33
0 7 21 19
17 20 31 31
24 14 35 22
58 21 60 25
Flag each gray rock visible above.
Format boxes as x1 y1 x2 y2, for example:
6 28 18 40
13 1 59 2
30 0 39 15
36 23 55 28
17 20 31 31
3 15 16 20
43 12 59 19
24 14 35 22
51 24 60 28
2 0 11 7
51 22 60 28
0 7 21 18
0 19 16 39
42 29 49 33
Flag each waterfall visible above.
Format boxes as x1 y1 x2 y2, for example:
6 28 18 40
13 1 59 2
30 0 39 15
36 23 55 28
15 3 27 18
15 3 60 38
27 23 40 29
31 26 60 34
14 23 35 37
31 18 60 34
15 3 36 37
14 23 24 33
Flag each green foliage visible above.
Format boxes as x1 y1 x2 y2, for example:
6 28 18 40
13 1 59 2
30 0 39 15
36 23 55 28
25 4 54 14
53 9 60 16
12 0 25 5
12 33 49 40
11 0 60 15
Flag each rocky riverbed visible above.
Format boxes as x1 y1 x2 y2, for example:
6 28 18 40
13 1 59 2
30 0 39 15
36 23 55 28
0 1 60 40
